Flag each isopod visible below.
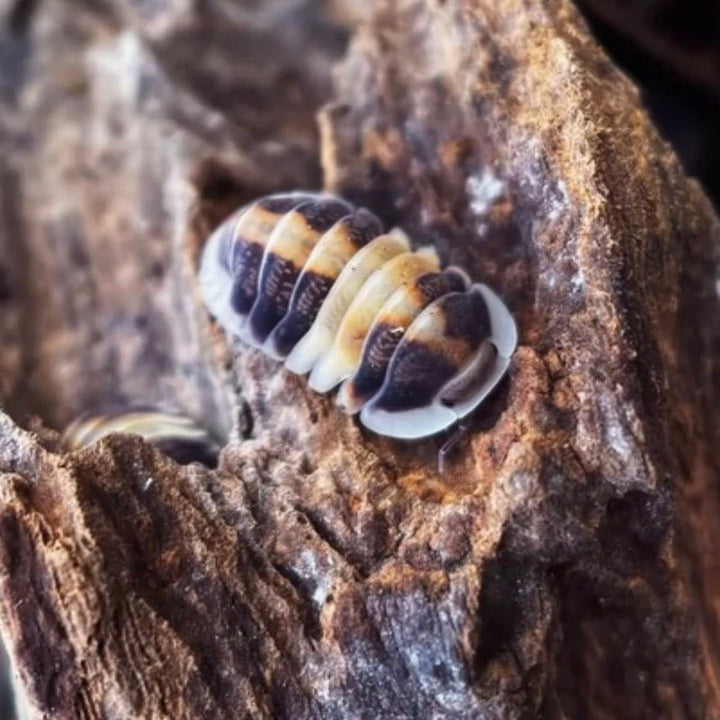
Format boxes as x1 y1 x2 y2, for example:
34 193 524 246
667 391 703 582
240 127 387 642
198 192 517 440
64 410 220 467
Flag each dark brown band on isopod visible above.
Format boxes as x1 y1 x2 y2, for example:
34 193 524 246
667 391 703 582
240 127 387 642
342 208 384 247
270 209 384 356
230 241 265 315
370 290 492 412
370 340 459 412
442 289 491 341
247 253 299 342
227 193 316 315
271 270 335 356
294 196 354 233
348 322 406 402
415 268 469 300
246 198 355 343
347 270 469 405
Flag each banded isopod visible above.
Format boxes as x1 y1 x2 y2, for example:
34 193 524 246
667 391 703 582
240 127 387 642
64 410 221 467
198 192 517 440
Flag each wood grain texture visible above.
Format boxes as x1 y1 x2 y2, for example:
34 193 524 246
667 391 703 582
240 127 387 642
0 0 718 718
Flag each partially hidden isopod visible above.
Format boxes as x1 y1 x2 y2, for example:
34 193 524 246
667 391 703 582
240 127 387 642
64 410 220 467
198 192 517 440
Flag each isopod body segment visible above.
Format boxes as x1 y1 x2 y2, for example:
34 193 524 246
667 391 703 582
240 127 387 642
198 192 517 439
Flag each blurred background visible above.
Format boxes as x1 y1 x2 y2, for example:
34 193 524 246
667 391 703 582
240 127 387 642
0 0 718 718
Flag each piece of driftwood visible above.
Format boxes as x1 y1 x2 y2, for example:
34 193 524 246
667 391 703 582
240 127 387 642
0 0 719 718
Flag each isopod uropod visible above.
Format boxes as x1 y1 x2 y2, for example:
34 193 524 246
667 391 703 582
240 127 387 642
198 192 517 440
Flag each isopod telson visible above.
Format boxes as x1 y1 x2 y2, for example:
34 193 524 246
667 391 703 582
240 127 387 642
198 192 517 441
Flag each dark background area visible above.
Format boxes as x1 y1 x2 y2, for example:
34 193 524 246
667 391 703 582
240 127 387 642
576 0 720 209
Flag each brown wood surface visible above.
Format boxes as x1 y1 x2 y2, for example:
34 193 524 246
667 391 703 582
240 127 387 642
0 0 718 718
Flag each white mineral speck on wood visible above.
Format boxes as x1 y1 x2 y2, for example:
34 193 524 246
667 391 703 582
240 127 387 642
607 421 631 460
571 268 585 292
598 395 632 461
465 169 504 231
297 549 331 606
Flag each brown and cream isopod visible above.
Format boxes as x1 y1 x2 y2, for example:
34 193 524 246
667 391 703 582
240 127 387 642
198 192 517 440
64 410 221 467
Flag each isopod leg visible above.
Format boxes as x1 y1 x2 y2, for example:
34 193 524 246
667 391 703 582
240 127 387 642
437 421 470 474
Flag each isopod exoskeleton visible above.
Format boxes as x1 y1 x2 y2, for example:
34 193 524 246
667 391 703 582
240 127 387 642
198 192 517 440
63 410 220 467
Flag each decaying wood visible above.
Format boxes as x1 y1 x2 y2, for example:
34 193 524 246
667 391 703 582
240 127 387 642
0 0 718 718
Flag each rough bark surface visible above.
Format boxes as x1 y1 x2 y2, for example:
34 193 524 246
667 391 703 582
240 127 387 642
0 1 718 719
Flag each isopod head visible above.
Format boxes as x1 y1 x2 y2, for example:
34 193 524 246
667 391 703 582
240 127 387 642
359 283 517 439
335 267 470 415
